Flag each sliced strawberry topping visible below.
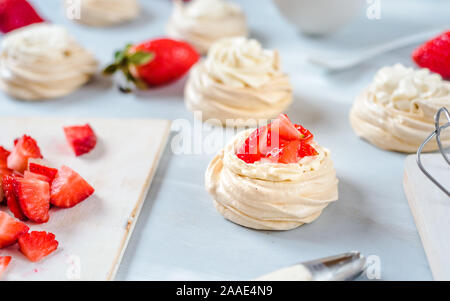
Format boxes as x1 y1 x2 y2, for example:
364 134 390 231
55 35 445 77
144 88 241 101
299 142 319 157
278 140 302 164
13 177 50 224
0 211 29 249
63 124 97 157
24 171 51 184
2 175 27 221
28 163 58 184
271 114 303 141
51 166 94 208
7 135 43 173
236 114 318 164
18 231 58 262
0 146 10 168
0 256 12 278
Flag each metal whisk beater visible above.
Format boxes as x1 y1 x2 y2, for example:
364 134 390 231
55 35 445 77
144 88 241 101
416 107 450 197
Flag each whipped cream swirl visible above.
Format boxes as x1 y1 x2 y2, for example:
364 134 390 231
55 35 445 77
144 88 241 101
0 24 98 101
167 0 248 54
205 130 339 230
67 0 140 26
185 37 293 125
350 64 450 152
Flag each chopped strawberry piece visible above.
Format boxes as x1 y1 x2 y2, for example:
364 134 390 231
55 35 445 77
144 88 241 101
13 177 50 224
51 166 94 208
18 231 58 262
2 175 27 221
295 124 314 142
299 142 319 157
0 0 45 34
0 168 14 204
0 256 12 278
0 146 10 168
278 140 301 164
271 114 303 141
0 211 29 249
7 135 43 173
28 163 58 184
64 124 97 157
24 171 51 184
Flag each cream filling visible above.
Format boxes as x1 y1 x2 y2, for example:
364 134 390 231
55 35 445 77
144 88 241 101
350 64 450 153
185 38 292 125
67 0 140 26
167 0 247 54
0 23 98 101
205 129 339 231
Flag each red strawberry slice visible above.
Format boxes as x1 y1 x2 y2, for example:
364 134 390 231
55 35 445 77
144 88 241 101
18 231 58 262
7 135 43 173
412 31 450 79
0 146 10 168
2 175 27 221
51 166 94 208
24 171 51 184
13 177 50 224
295 124 314 142
0 256 12 278
299 142 319 157
271 114 303 141
28 163 58 184
0 0 45 33
0 168 13 204
0 211 29 249
278 140 301 164
104 38 200 89
63 124 97 157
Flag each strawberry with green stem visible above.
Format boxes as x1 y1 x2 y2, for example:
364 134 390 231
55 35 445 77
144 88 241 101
104 38 199 92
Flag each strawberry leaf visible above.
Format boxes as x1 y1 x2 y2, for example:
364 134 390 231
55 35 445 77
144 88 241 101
128 51 154 66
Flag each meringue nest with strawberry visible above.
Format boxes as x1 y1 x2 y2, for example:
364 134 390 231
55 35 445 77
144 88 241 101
205 115 339 231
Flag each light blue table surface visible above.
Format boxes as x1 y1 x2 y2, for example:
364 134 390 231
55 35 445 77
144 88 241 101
2 0 449 280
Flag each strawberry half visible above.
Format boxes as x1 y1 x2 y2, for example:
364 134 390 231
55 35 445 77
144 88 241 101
412 30 450 78
18 231 58 262
63 124 97 157
28 163 58 185
13 177 50 224
7 135 43 173
0 211 29 249
51 165 94 208
0 256 12 278
2 175 27 221
0 0 45 33
104 38 199 90
0 146 10 168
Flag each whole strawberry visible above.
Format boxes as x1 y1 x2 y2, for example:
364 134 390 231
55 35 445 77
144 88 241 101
0 0 45 34
104 38 199 91
412 30 450 79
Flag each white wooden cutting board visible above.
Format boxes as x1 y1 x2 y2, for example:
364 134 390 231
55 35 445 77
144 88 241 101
404 153 450 280
0 117 171 281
